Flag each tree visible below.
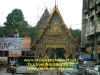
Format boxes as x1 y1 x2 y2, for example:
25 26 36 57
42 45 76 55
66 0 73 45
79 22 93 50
30 27 40 42
3 9 25 37
4 9 24 28
0 26 5 37
15 21 29 37
71 29 81 44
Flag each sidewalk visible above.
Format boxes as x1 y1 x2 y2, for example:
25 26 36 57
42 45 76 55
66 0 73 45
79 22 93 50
0 69 6 73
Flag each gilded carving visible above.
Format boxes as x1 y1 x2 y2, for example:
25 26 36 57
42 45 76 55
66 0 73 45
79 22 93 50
39 49 42 54
70 49 72 53
51 22 61 32
44 54 49 58
61 44 63 47
64 54 67 59
45 36 65 41
46 43 66 49
53 22 58 30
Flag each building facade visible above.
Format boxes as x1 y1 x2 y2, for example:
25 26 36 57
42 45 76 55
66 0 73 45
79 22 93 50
32 5 80 59
82 0 100 61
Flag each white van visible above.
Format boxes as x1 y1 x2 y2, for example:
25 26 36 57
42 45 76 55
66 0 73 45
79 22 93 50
12 56 38 75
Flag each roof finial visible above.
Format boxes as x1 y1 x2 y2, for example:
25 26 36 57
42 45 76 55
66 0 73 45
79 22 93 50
55 0 57 7
69 25 72 30
46 6 47 9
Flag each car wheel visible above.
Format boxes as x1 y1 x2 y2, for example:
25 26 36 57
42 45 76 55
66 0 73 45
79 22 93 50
10 70 12 73
7 70 9 73
88 73 92 75
8 70 10 73
85 71 87 75
12 73 14 75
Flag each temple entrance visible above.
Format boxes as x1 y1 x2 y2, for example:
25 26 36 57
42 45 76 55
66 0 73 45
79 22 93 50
46 48 66 59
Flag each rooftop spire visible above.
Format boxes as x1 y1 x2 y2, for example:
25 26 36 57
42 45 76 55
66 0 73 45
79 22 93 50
57 1 58 7
55 0 57 8
69 25 72 30
55 0 56 5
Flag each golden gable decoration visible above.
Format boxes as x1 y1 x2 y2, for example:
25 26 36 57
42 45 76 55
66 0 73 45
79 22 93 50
31 4 80 58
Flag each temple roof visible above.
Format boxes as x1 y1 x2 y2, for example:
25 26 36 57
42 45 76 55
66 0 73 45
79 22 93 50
32 5 80 48
36 8 50 29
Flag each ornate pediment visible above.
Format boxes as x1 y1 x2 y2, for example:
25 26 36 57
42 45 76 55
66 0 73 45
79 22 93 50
31 4 80 48
45 36 65 41
46 43 66 49
51 22 61 32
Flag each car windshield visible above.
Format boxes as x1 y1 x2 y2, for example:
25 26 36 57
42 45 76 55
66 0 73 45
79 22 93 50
98 67 100 72
62 63 79 69
11 61 16 65
86 62 96 67
16 56 35 66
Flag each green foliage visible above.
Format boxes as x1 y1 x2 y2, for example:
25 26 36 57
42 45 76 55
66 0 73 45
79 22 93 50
3 8 27 37
4 9 24 29
26 49 35 56
16 21 29 36
0 26 5 37
71 29 81 44
29 27 40 43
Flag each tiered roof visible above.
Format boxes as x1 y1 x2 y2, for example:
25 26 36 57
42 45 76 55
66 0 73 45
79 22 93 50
36 7 50 29
32 5 80 48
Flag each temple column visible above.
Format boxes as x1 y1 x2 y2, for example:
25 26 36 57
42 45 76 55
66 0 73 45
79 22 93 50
34 48 39 58
72 44 75 59
65 43 69 59
43 43 46 58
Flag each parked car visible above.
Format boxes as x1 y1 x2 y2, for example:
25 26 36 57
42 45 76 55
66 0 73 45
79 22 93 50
12 56 38 75
82 61 97 75
6 61 16 73
57 62 82 75
77 54 94 68
89 64 100 75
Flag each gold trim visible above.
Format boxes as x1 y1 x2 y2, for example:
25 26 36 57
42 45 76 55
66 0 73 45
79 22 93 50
31 5 80 48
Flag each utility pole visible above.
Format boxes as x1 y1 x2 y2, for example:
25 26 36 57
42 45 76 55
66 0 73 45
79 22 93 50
94 0 98 62
94 21 98 61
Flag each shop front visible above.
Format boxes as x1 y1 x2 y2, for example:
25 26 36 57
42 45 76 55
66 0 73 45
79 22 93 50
97 45 100 61
8 50 22 62
0 57 8 70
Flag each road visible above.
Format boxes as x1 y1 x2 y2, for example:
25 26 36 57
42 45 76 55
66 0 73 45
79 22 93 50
0 69 58 75
0 69 85 75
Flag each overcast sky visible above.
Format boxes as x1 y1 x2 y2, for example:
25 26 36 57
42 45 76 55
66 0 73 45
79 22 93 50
0 0 83 30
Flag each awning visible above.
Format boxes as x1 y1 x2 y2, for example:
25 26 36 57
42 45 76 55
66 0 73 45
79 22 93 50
80 52 88 54
86 47 92 53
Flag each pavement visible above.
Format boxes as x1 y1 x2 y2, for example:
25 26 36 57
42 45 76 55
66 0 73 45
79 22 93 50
0 69 58 75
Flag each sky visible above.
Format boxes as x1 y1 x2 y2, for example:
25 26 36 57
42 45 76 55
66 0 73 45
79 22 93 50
0 0 83 30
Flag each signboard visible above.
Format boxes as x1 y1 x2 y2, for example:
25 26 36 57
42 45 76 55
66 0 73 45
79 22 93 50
9 50 22 57
97 45 100 53
0 38 31 51
0 57 8 60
